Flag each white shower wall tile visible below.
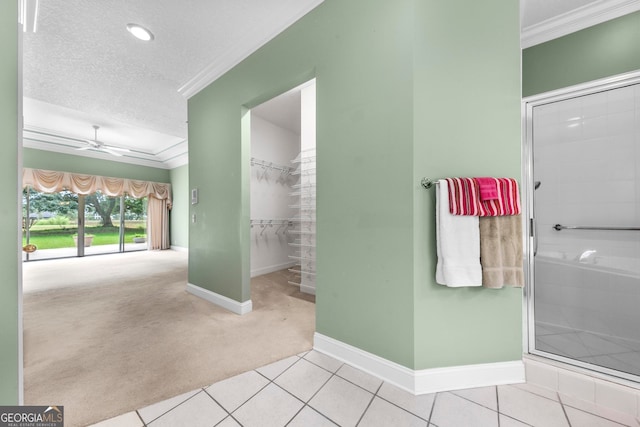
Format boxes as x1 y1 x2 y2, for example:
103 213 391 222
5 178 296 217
595 381 638 416
607 88 636 113
523 357 640 421
608 111 636 135
512 382 560 401
558 370 596 402
583 115 609 138
582 91 609 118
555 98 582 123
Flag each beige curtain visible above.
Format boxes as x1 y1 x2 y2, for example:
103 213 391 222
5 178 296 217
23 168 172 250
22 168 172 201
147 196 170 250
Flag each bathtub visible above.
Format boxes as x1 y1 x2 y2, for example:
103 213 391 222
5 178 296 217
534 252 640 344
536 251 640 276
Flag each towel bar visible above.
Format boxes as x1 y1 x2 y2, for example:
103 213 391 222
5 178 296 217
421 177 438 189
553 224 640 231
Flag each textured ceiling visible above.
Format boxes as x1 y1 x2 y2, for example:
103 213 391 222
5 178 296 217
22 0 322 168
22 0 616 169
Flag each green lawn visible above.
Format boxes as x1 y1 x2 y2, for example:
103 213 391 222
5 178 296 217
23 226 146 250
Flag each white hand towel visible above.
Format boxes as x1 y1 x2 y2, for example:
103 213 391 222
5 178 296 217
435 179 482 287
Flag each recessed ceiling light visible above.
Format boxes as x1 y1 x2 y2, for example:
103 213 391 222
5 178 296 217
126 23 154 41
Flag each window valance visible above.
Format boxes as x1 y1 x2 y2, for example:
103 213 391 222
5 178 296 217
22 168 172 205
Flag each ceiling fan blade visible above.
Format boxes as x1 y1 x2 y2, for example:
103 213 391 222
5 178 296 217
75 146 92 151
102 148 123 157
102 145 131 152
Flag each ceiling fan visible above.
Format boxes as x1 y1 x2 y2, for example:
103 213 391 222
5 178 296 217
76 125 131 157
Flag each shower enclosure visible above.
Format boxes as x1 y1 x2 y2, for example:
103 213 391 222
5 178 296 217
524 72 640 381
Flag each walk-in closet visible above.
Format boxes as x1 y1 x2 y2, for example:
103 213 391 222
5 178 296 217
250 80 316 295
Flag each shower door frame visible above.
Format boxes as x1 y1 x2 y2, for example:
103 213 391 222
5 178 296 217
522 69 640 382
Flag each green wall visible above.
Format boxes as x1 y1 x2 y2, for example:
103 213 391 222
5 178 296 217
189 0 521 370
189 0 417 366
169 164 189 248
23 148 170 183
0 0 19 404
523 11 640 97
412 1 522 367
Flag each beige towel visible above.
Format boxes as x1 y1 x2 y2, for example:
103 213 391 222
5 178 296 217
479 215 524 288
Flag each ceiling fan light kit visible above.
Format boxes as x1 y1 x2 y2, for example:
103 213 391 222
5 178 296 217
76 125 131 157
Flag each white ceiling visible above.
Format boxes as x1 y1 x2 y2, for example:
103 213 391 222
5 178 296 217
22 0 322 168
252 89 302 135
22 0 634 169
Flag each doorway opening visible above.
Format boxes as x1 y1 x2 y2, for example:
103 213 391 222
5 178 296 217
249 79 316 299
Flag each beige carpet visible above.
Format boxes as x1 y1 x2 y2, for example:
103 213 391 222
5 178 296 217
23 251 315 427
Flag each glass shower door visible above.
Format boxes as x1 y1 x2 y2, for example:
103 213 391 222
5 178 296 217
530 82 640 379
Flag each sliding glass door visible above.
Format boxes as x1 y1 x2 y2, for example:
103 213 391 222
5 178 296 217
22 188 79 260
84 191 121 256
23 188 148 261
123 195 147 252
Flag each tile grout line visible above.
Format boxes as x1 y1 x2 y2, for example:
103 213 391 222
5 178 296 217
211 372 275 421
496 386 500 427
427 392 439 425
499 413 535 426
258 353 304 383
557 391 573 427
203 387 246 426
370 390 431 423
274 359 340 426
134 410 147 427
354 389 376 427
450 388 501 414
300 366 343 425
140 388 204 425
205 359 304 427
557 392 631 427
320 361 432 424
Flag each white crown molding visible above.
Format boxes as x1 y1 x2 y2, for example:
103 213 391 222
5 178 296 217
178 0 324 99
314 333 525 395
521 0 640 49
186 283 253 315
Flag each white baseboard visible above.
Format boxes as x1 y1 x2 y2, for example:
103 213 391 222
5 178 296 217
314 333 524 395
170 245 188 252
186 283 252 315
251 261 297 278
414 359 525 394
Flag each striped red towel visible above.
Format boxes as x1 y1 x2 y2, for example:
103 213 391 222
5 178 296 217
446 177 521 216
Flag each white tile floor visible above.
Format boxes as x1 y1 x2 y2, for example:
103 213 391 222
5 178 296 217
91 351 640 427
